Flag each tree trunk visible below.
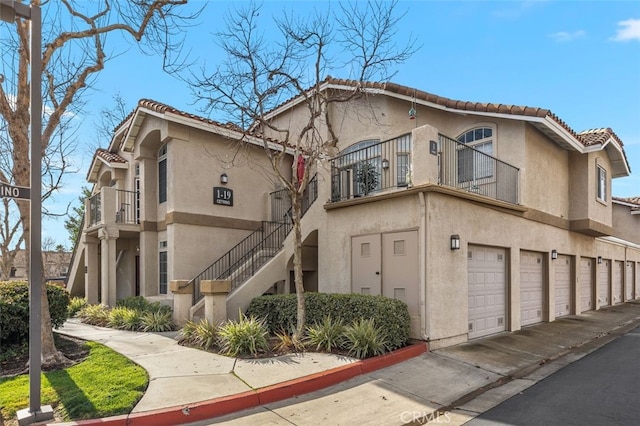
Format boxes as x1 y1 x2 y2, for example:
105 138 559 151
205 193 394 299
291 191 305 339
19 202 70 368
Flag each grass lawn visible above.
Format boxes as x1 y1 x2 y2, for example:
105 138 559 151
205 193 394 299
0 341 148 422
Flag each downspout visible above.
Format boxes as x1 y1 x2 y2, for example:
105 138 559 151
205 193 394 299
418 191 429 341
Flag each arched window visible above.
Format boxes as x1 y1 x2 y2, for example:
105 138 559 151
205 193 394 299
339 140 381 196
158 144 167 204
456 127 494 182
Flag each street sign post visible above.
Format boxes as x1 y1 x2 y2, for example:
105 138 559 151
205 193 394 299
0 183 31 200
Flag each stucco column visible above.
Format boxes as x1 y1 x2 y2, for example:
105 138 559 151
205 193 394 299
573 252 582 315
139 231 158 297
170 280 193 326
411 124 440 185
83 234 99 304
201 280 231 325
99 227 119 306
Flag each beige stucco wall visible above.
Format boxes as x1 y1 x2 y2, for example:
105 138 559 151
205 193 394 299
612 203 640 242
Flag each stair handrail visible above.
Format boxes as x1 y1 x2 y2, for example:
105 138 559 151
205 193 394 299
189 174 318 305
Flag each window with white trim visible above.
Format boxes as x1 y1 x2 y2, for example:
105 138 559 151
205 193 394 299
597 164 607 202
158 144 167 204
456 127 494 183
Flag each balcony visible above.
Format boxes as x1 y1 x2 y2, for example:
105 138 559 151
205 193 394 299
438 134 519 204
87 187 139 229
330 134 412 202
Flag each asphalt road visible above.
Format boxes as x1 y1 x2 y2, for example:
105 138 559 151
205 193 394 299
466 325 640 426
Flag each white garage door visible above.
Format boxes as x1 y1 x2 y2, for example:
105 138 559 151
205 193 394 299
468 245 507 339
598 259 611 307
555 255 571 318
612 261 623 305
521 251 544 326
636 263 640 299
580 258 594 312
625 261 634 301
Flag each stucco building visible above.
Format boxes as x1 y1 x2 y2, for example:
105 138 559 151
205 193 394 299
67 78 640 349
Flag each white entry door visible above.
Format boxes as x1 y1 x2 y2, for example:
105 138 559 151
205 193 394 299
351 234 381 296
555 255 571 318
580 258 594 312
468 245 507 339
521 251 544 326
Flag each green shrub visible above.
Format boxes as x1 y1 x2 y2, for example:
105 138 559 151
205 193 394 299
141 310 174 332
68 297 87 317
217 313 269 357
247 293 410 350
122 309 143 331
305 316 345 352
108 307 135 330
116 296 171 315
77 304 110 326
177 319 218 350
0 281 70 345
273 328 305 353
342 318 390 359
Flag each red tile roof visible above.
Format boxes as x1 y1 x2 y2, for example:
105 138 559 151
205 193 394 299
613 196 640 206
323 77 624 149
96 149 127 164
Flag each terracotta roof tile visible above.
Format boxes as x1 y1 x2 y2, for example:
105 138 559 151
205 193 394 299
577 128 624 147
319 77 601 147
613 196 640 206
96 149 127 164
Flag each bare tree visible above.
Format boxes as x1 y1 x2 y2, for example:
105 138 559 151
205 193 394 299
0 0 199 368
190 0 415 337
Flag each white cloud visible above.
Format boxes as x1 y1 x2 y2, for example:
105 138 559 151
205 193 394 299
611 19 640 42
549 30 586 42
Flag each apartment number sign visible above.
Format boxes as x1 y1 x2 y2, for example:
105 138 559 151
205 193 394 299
214 187 233 206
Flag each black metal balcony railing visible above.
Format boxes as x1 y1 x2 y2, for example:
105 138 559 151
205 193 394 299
115 189 138 224
88 192 101 227
330 134 411 202
191 174 319 305
438 134 519 204
270 174 318 223
87 189 139 227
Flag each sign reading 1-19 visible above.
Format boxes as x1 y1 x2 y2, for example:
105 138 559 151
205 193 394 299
213 187 233 206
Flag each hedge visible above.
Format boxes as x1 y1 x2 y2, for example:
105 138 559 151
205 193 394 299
0 281 70 345
246 293 410 350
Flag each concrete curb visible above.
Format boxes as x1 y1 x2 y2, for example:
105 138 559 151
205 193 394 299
57 342 428 426
402 314 640 426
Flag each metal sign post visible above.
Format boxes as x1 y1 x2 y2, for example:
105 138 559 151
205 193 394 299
1 1 51 424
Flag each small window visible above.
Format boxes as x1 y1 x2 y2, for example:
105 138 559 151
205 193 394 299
158 144 168 204
159 251 168 294
597 165 607 202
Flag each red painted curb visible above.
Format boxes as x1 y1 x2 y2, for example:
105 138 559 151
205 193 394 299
257 362 363 405
53 342 428 426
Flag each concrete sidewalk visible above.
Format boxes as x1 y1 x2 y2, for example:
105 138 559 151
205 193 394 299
55 301 640 425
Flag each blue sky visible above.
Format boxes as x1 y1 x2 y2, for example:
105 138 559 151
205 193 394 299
43 0 640 247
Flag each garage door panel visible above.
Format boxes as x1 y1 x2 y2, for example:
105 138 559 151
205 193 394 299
625 262 633 301
555 255 571 317
468 245 506 339
612 261 623 305
598 260 611 307
521 251 544 326
580 258 594 312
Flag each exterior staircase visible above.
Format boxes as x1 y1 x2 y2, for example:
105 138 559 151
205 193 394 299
188 175 318 319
